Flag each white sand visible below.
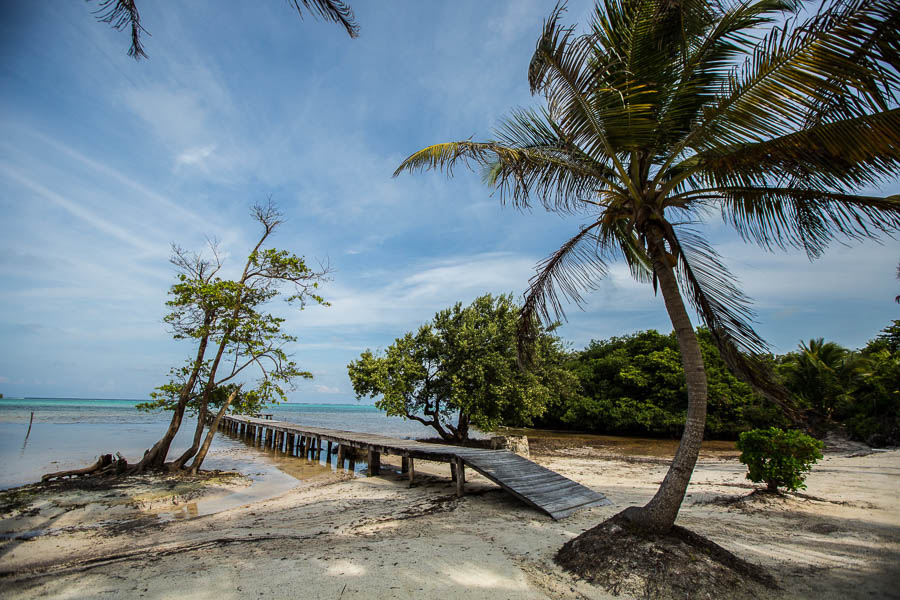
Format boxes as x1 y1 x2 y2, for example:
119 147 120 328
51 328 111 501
1 443 897 599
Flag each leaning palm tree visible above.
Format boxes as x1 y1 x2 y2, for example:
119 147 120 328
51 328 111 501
396 0 900 533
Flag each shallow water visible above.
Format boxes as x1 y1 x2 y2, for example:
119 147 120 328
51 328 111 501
0 398 476 490
501 426 738 458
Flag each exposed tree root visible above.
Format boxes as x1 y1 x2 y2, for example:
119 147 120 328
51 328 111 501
41 453 130 482
39 451 209 483
556 512 777 600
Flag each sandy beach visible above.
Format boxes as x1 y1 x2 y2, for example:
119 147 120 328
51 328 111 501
1 436 897 599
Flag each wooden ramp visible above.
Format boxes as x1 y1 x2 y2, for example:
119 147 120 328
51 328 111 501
452 448 611 519
219 415 610 520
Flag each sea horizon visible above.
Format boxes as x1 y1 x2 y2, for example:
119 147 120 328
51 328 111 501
6 396 377 407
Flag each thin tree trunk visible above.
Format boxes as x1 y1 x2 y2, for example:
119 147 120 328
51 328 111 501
135 397 188 472
176 231 264 466
624 226 708 532
134 322 212 472
189 387 239 474
455 412 470 443
168 402 208 470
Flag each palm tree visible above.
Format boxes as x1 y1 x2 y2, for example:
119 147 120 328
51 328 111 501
91 0 358 60
396 0 900 532
779 338 869 419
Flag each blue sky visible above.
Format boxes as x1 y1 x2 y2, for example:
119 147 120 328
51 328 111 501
0 1 897 402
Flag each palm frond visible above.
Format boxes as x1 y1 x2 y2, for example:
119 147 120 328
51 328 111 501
91 0 148 60
697 109 900 192
529 1 572 94
92 0 357 61
288 0 359 39
395 130 623 213
666 0 900 184
612 221 654 284
526 2 656 185
652 0 800 155
394 141 495 179
517 222 610 363
665 226 794 410
490 108 624 212
712 187 900 258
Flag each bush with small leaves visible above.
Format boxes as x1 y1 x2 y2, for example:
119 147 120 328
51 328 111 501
736 428 824 493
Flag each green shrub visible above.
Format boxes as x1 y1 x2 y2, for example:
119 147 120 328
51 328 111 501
736 428 824 492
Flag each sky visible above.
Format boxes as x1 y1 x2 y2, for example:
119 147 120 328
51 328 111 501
0 1 897 402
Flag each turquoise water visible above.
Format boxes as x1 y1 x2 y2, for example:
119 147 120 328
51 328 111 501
0 398 472 489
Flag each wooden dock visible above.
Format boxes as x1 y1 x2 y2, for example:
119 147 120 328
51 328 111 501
218 414 610 520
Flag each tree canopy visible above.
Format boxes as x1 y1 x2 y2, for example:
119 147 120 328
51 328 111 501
135 202 330 473
348 293 579 442
536 329 787 438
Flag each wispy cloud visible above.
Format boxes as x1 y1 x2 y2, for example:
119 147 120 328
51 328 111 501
297 252 537 331
0 163 158 254
176 144 216 168
313 384 341 394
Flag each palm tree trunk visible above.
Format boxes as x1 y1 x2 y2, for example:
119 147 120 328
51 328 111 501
624 227 708 532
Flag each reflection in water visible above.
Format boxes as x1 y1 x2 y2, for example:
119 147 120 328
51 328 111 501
155 426 372 522
168 502 200 520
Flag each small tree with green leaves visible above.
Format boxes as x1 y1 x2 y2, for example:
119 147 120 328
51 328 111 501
134 202 330 473
348 293 578 442
736 427 824 492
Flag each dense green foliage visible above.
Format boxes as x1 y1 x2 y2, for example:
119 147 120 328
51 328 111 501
737 428 824 492
776 321 900 445
348 294 579 442
516 321 898 445
530 329 786 438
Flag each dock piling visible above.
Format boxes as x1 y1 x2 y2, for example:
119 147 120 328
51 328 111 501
367 450 380 476
455 457 465 497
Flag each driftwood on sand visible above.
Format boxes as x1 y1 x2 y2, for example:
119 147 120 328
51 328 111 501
41 453 129 482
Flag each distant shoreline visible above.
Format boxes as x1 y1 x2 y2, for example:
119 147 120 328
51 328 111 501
6 397 378 407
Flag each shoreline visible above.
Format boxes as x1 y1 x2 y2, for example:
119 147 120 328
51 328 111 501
1 436 897 599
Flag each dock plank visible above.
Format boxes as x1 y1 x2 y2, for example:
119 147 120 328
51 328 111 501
220 414 609 519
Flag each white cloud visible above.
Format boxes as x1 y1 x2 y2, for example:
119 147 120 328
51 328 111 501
176 144 216 167
296 252 538 331
313 384 341 394
0 376 9 384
